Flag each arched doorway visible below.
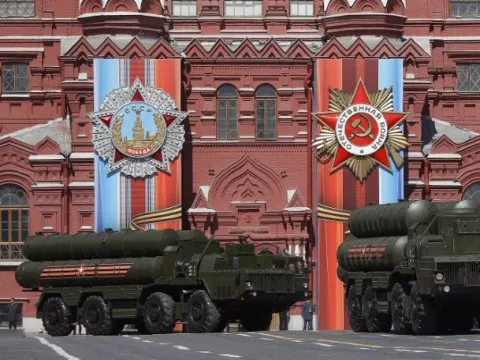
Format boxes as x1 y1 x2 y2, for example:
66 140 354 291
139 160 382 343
0 184 29 260
462 182 480 202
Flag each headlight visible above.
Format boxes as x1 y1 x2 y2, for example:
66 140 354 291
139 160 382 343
303 282 308 289
245 281 252 289
435 272 444 281
444 285 450 293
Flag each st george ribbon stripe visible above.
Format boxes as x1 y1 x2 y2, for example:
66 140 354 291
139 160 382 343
314 58 406 331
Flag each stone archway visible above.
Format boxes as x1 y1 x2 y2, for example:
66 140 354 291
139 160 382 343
188 153 312 256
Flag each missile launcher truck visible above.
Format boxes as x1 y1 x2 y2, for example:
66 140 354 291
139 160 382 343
337 199 480 335
16 229 311 337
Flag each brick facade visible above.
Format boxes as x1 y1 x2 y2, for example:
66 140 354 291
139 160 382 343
0 0 478 327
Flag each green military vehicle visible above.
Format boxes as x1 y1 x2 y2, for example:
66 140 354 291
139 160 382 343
337 199 480 335
16 229 311 336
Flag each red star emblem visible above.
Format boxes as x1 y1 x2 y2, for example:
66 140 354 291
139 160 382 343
97 89 178 165
313 79 408 174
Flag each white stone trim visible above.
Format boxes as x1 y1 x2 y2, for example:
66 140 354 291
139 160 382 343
80 225 93 230
408 180 425 186
429 180 462 187
278 87 305 92
1 93 29 98
29 89 62 93
29 154 65 161
187 208 216 213
323 0 405 8
0 261 22 266
427 153 462 159
200 136 216 139
284 207 311 211
278 135 294 138
42 226 54 230
31 182 64 189
191 87 216 92
239 135 255 139
69 152 94 160
297 131 308 135
0 47 44 52
69 181 94 188
239 87 255 92
77 12 166 19
407 152 425 158
201 116 215 120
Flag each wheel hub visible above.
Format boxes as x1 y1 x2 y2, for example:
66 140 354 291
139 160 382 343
147 304 161 322
86 308 99 324
46 310 59 325
192 302 203 321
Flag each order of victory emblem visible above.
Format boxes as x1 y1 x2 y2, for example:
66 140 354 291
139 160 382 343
312 79 409 182
89 78 187 177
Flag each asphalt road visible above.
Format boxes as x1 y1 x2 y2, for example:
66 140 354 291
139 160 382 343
4 328 480 360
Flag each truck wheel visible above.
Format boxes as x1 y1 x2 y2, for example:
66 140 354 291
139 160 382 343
143 292 175 334
411 283 437 335
186 290 221 333
82 295 113 336
240 308 272 331
346 285 367 332
391 282 411 334
41 297 73 337
362 285 391 332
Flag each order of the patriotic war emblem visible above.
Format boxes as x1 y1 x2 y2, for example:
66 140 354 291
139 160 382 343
312 79 409 182
89 78 187 177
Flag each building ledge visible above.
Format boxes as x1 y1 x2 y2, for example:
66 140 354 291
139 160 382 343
0 261 23 266
69 152 94 160
29 154 65 161
31 182 64 189
69 181 94 188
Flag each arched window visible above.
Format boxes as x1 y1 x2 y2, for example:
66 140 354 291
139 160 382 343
217 84 238 140
0 184 29 259
462 182 480 202
255 84 277 139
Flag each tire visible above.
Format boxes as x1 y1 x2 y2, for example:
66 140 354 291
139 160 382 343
346 285 367 332
81 295 113 336
41 297 73 337
186 290 221 333
239 308 272 332
411 283 437 335
143 292 175 334
391 282 412 335
362 285 391 333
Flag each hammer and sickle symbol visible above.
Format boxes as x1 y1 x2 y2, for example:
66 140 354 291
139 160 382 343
348 114 374 140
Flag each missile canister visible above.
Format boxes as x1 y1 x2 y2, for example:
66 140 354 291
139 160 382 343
337 234 408 271
15 256 165 288
347 200 451 238
23 229 179 261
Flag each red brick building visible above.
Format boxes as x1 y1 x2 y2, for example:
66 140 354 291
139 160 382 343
0 0 479 330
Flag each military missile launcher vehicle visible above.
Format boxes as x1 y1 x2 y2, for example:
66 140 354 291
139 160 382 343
338 199 480 335
16 229 311 337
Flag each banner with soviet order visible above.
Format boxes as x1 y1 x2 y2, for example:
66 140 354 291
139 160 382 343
89 59 186 232
313 58 409 330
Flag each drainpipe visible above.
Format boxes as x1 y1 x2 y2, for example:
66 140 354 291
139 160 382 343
424 158 431 200
63 156 70 234
304 61 314 292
